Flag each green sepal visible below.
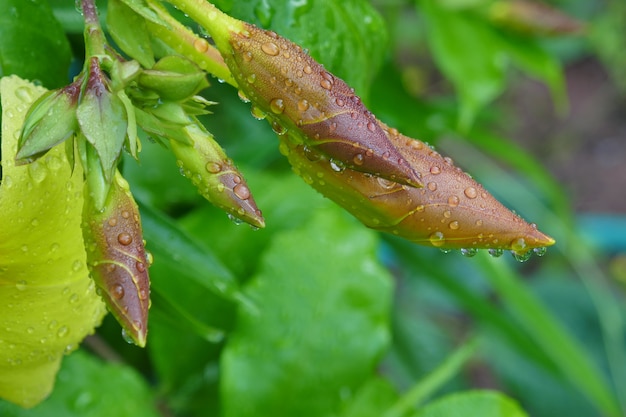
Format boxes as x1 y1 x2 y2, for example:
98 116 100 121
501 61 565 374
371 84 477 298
76 58 128 182
117 89 140 159
16 81 81 164
148 100 194 126
82 139 112 212
138 56 209 101
134 107 193 145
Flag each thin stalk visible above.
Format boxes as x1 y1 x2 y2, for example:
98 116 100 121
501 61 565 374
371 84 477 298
145 0 236 86
81 0 107 58
383 338 478 417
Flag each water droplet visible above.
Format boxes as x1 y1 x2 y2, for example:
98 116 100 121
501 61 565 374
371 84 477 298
427 182 437 191
429 231 446 247
297 99 310 112
269 98 285 114
3 175 14 189
110 284 124 300
121 210 131 219
206 162 222 174
233 183 251 200
242 51 253 62
464 187 478 199
246 73 257 84
193 37 209 53
488 248 504 258
460 248 477 257
121 329 135 344
512 250 532 262
146 251 154 266
335 98 345 107
271 121 287 135
448 221 459 230
15 86 33 103
15 280 27 291
228 214 245 225
29 161 48 183
57 326 69 338
430 166 441 175
117 232 132 246
330 160 345 172
136 261 146 273
261 42 280 56
367 121 376 132
511 237 527 252
447 195 460 207
238 90 250 102
353 153 364 166
320 79 332 90
533 247 547 257
72 260 82 272
250 105 266 120
303 65 313 74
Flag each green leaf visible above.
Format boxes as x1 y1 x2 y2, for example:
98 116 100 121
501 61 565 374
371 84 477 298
107 0 156 68
340 378 399 417
221 206 393 417
214 0 388 98
0 350 160 417
412 391 528 417
76 61 128 182
0 0 71 88
0 76 106 408
419 1 507 129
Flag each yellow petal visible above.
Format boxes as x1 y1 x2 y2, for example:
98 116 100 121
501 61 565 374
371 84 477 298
0 76 107 408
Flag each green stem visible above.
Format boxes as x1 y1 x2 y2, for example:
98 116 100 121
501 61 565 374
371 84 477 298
383 337 478 417
81 0 107 59
145 0 237 86
163 0 245 51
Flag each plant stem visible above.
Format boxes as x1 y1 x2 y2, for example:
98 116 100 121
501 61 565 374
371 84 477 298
145 0 236 86
81 0 106 58
163 0 244 51
383 337 478 417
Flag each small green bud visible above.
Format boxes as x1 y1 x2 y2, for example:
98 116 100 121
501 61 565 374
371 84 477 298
16 78 81 164
138 56 209 101
82 171 150 347
170 123 265 228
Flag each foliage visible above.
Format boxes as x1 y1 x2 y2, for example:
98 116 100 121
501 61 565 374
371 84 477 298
1 0 626 416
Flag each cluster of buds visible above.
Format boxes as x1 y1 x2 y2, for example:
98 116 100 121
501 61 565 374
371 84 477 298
15 0 264 346
175 2 555 257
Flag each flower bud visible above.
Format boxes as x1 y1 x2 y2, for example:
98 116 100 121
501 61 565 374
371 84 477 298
280 122 555 256
170 124 265 228
223 24 423 188
82 171 150 347
138 56 209 102
16 78 81 164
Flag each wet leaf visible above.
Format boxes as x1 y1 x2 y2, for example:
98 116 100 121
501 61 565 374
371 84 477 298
0 76 106 408
412 391 528 417
221 206 392 417
0 0 71 88
0 350 161 417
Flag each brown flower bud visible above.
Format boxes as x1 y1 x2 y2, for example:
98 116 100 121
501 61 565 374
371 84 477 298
82 172 150 346
280 121 555 256
225 24 423 188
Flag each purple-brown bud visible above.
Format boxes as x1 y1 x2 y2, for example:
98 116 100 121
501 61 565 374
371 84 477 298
225 24 423 188
280 120 555 257
82 172 150 346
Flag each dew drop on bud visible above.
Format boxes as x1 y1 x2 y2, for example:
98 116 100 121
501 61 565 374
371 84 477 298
353 153 364 166
464 187 478 199
136 261 146 273
427 182 438 192
533 247 547 257
270 98 285 114
512 250 532 262
233 183 251 200
429 231 446 247
297 99 310 112
261 42 280 56
117 232 132 246
206 162 222 174
110 284 125 300
488 248 504 258
121 328 135 345
430 166 441 175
